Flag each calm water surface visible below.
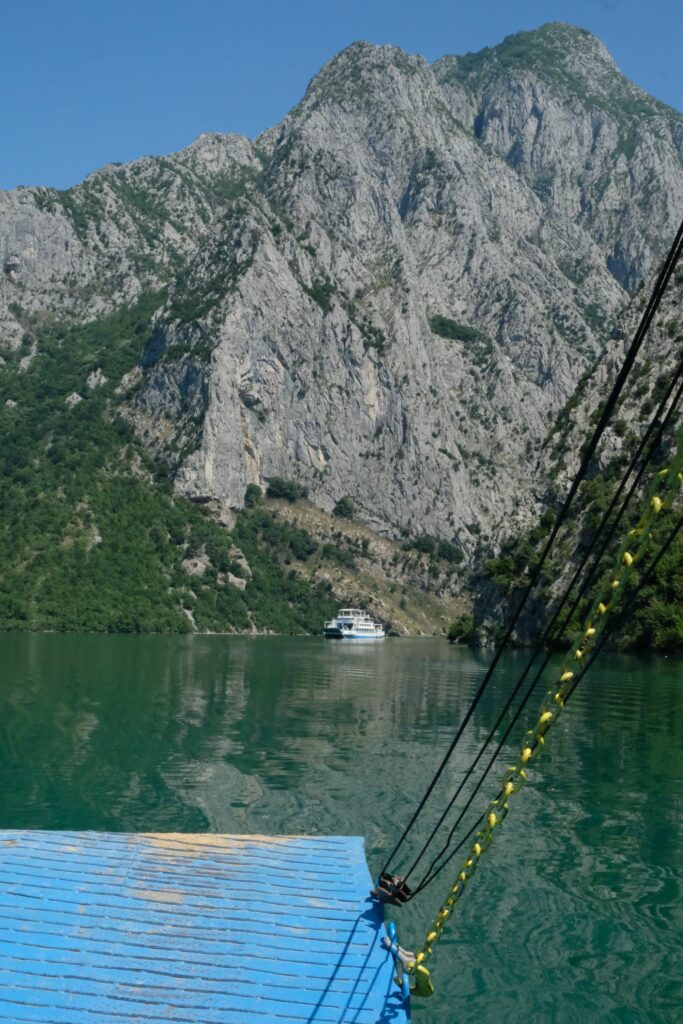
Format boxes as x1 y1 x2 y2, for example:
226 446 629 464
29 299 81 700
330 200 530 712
0 634 681 1023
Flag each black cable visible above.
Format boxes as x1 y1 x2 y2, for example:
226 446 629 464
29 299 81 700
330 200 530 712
411 508 683 896
407 366 683 891
381 218 683 878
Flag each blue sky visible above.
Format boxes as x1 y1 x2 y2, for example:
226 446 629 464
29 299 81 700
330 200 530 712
2 0 681 190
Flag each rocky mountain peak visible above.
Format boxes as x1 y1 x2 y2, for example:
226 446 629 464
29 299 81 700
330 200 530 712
435 21 679 124
291 40 433 134
1 24 682 555
305 40 427 95
435 22 616 86
499 22 616 72
175 132 259 175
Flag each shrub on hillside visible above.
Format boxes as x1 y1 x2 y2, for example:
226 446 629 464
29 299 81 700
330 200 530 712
333 496 355 519
244 483 263 507
266 477 308 502
447 614 474 643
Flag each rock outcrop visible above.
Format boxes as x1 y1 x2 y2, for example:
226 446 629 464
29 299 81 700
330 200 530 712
2 23 682 556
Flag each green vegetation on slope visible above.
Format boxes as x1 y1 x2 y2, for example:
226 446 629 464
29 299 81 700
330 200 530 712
428 314 487 344
444 23 683 121
479 427 683 651
0 296 336 633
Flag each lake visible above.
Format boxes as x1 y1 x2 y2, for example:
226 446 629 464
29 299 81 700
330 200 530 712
0 634 681 1023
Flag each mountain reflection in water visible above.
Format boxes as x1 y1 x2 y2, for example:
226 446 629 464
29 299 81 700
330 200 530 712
0 634 681 1024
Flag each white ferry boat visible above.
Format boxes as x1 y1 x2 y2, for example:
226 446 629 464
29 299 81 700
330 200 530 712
323 608 386 640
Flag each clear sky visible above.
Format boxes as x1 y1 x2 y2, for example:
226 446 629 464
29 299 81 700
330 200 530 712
2 0 681 191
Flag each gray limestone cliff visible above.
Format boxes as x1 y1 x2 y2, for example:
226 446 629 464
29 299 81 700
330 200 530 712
2 23 683 558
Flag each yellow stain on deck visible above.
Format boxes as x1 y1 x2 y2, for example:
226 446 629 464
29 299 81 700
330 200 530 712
136 889 184 904
141 833 303 857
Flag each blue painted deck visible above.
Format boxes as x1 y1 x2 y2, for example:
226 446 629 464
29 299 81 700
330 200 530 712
0 831 410 1024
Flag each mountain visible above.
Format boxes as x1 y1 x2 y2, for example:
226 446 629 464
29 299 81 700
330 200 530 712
473 258 683 650
1 23 682 633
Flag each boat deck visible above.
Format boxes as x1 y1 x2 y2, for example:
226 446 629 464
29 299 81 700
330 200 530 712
0 830 410 1023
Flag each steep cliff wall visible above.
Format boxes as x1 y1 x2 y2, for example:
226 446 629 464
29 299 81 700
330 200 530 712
2 23 682 565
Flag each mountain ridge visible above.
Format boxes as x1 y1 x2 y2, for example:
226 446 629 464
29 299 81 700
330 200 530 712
1 23 682 633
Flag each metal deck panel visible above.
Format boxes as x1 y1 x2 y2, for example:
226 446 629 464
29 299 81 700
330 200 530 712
0 831 410 1024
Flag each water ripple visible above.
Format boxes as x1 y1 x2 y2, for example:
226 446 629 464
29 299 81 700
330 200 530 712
0 634 680 1022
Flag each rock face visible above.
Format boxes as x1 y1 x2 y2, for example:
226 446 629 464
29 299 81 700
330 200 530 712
1 23 683 554
471 255 683 644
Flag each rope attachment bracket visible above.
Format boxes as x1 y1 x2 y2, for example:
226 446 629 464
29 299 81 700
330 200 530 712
371 872 412 906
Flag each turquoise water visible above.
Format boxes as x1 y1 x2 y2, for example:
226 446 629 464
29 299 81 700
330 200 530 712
0 634 681 1022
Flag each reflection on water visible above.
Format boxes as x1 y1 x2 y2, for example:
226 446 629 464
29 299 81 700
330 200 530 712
0 634 681 1023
